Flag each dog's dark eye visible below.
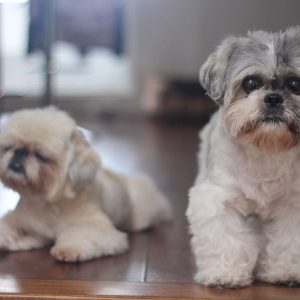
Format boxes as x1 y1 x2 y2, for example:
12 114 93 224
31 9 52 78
242 76 263 94
2 145 12 152
34 151 49 163
286 77 300 94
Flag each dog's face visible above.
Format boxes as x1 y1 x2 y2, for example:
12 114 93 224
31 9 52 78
0 107 100 202
200 27 300 152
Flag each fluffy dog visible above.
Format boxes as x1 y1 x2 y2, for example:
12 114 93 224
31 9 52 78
0 107 171 262
187 27 300 287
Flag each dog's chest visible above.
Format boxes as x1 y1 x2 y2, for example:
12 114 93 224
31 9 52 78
236 152 298 210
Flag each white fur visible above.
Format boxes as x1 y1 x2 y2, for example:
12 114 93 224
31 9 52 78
187 110 300 287
0 107 172 262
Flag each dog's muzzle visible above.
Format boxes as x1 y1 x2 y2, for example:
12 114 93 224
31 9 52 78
262 94 285 124
264 93 283 109
8 148 28 174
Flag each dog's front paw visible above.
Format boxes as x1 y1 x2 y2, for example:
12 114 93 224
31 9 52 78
99 230 129 256
256 254 300 286
51 230 129 262
0 234 46 251
256 268 300 286
195 268 252 288
0 222 46 251
50 244 87 262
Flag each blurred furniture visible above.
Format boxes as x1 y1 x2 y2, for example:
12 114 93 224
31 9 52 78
28 0 124 56
28 0 124 106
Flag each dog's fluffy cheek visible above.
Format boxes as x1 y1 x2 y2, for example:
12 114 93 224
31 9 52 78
0 151 13 178
0 152 26 191
223 94 261 137
40 164 59 192
26 161 58 193
25 159 40 185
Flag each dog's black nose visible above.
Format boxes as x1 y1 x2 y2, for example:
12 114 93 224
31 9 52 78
9 161 24 173
14 148 29 159
8 148 28 173
264 93 283 108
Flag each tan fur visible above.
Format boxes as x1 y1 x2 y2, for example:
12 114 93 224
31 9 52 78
0 107 171 262
241 124 298 153
223 97 261 138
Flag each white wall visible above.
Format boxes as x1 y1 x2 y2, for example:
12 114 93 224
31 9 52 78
129 0 300 79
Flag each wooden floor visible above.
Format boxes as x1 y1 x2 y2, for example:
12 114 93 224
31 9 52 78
0 116 299 299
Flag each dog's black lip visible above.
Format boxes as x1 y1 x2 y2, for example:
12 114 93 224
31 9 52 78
262 116 285 123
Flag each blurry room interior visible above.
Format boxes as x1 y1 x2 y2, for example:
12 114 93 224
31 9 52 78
2 0 300 119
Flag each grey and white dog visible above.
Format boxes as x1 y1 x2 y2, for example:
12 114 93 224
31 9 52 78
187 27 300 288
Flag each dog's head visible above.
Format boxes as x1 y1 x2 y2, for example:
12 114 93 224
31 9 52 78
0 107 100 202
200 27 300 152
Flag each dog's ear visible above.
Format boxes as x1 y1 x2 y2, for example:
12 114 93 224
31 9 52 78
68 129 101 188
199 37 239 105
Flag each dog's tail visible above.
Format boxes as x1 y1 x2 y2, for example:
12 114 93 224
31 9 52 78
125 175 172 231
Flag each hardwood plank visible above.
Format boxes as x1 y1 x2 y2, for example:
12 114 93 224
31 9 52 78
67 233 148 282
0 250 70 280
0 279 299 300
145 123 199 283
145 206 196 284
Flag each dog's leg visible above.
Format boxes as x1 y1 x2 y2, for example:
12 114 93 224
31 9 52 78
50 212 128 262
256 204 300 285
125 175 172 231
187 182 258 288
0 212 48 251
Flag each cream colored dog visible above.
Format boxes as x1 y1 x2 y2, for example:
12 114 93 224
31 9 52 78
0 107 171 262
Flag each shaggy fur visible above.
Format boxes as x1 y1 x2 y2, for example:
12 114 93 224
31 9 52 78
187 27 300 287
0 107 171 262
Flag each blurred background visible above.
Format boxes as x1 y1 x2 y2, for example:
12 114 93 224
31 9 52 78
1 0 300 120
